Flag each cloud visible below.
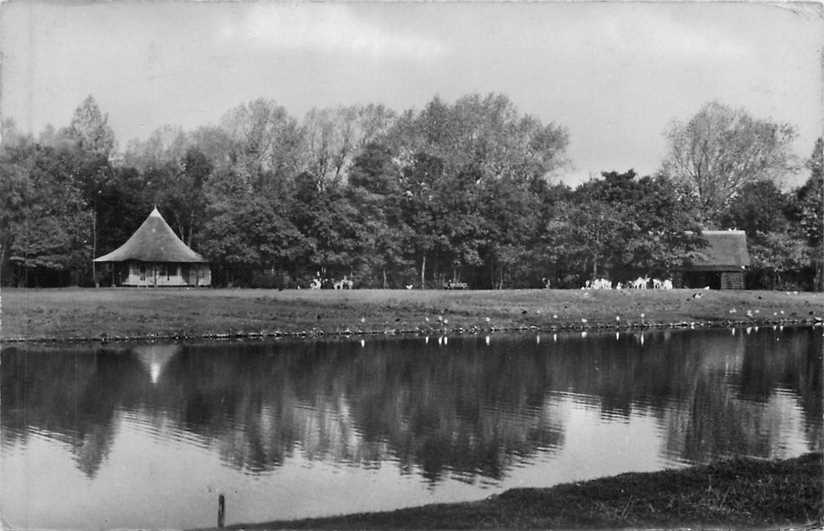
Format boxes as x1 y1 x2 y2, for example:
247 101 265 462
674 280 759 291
513 6 751 63
218 5 446 61
615 11 750 60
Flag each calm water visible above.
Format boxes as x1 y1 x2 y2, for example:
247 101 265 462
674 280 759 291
1 327 821 529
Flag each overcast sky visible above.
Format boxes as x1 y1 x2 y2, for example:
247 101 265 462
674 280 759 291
1 1 821 185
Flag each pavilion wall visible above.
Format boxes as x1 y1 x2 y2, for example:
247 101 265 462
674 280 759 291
120 262 211 287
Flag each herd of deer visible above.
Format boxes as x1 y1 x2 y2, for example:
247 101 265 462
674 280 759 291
307 275 354 290
302 274 676 291
584 277 673 290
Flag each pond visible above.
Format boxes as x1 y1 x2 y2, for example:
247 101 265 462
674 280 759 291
1 326 821 529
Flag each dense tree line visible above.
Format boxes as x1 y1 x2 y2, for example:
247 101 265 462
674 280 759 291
1 95 821 289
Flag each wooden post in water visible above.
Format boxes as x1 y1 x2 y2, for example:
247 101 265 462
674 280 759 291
218 494 225 528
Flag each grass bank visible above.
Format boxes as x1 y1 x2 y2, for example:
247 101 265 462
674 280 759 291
212 453 822 529
2 287 823 342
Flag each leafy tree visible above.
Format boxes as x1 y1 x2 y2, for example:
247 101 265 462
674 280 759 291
795 139 823 246
123 125 189 171
547 198 628 282
53 96 120 285
199 173 305 286
432 166 486 283
289 171 362 283
2 140 92 285
220 98 304 191
789 138 823 290
390 93 568 183
399 152 445 288
662 102 797 224
158 147 213 246
347 143 412 287
0 125 33 283
301 104 397 185
188 125 236 171
511 180 570 287
64 95 117 158
720 180 788 236
747 231 810 290
478 173 541 288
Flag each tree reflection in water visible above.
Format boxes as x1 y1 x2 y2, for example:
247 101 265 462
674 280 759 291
1 327 820 482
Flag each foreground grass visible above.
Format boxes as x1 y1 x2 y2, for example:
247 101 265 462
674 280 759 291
2 287 824 341
215 453 822 529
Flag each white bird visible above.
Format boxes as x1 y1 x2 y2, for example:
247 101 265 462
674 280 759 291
360 317 366 323
581 318 588 324
729 308 737 314
485 317 491 323
553 314 558 319
615 316 621 322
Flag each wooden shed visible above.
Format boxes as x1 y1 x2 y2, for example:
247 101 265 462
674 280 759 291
94 207 211 287
681 230 750 289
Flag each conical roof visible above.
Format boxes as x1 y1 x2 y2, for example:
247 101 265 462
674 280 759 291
94 207 207 263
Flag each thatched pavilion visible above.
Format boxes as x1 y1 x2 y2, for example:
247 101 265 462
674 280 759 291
94 207 211 287
682 230 750 289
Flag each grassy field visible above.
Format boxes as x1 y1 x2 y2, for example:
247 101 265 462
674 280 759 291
2 287 824 341
207 453 822 529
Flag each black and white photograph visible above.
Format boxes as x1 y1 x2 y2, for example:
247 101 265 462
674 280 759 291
0 1 822 529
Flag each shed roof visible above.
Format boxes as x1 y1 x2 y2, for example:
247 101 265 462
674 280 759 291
688 230 750 271
94 208 207 263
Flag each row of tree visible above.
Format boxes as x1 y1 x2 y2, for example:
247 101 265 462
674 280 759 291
1 95 821 289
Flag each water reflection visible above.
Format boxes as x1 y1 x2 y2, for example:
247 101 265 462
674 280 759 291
1 327 821 525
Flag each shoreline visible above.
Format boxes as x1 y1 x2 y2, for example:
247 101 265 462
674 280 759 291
2 287 823 344
203 453 823 530
1 318 819 345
